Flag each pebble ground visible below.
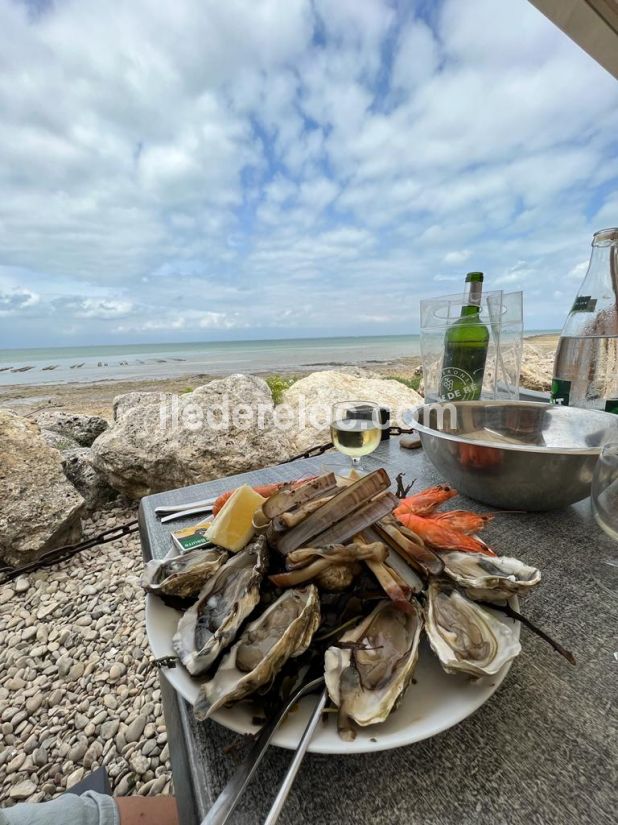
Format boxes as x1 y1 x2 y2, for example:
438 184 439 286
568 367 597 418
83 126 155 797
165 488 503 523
0 504 173 805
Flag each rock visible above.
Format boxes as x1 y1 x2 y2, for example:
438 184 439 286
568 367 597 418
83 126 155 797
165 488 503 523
25 695 43 714
40 429 80 452
130 753 149 775
0 588 15 605
61 448 118 511
10 780 37 799
109 663 126 682
33 411 109 447
113 392 174 422
33 747 48 767
68 740 88 762
125 715 147 743
66 766 85 787
101 720 120 740
282 371 424 453
14 576 30 594
0 411 84 566
520 341 554 392
92 375 293 499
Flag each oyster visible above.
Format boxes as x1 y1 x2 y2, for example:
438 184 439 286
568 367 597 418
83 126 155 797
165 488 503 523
140 548 228 599
425 580 521 677
440 551 541 602
324 600 423 740
194 585 320 720
172 537 267 675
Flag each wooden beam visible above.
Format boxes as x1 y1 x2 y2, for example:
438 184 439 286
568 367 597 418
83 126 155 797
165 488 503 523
529 0 618 79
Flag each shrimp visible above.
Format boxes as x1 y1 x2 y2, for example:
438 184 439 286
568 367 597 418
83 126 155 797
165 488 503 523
394 511 496 556
431 510 494 534
393 484 458 517
211 477 316 516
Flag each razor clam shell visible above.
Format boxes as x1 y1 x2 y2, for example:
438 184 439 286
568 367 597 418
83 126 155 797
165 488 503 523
172 537 268 676
440 551 541 602
262 474 337 518
424 580 521 677
324 599 423 734
140 548 228 599
194 585 321 720
275 469 391 555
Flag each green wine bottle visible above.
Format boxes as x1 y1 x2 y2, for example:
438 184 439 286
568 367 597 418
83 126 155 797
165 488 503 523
439 272 489 402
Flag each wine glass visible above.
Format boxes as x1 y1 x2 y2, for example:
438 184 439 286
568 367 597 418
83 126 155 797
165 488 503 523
591 442 618 548
330 401 382 475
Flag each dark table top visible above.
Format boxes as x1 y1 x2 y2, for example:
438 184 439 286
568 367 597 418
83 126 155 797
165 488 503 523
139 438 618 825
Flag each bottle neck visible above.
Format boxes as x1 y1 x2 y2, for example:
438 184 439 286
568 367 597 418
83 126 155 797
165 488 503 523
460 304 481 318
461 279 482 317
584 242 618 297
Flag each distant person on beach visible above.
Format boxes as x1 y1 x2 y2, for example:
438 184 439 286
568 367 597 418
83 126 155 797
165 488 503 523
0 792 178 825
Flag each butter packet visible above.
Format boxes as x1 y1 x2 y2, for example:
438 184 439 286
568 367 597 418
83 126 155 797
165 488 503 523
171 519 213 553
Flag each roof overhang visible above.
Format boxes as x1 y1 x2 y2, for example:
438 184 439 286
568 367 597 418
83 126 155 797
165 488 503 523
529 0 618 79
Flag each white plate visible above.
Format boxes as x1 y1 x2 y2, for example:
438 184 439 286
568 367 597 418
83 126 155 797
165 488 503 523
145 571 520 754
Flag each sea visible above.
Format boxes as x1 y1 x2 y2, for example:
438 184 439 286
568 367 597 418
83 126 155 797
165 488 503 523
0 332 557 387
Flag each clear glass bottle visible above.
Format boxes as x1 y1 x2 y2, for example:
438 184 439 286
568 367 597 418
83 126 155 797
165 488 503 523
551 228 618 413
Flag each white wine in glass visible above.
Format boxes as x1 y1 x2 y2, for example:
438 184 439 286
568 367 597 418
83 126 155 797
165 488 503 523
330 401 382 472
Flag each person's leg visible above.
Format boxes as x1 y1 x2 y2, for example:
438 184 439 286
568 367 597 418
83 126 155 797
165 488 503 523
115 796 179 825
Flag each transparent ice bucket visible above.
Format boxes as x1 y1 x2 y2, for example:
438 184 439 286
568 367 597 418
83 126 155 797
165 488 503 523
420 290 523 403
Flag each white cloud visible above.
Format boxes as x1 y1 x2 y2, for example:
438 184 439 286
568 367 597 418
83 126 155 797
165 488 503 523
0 0 617 346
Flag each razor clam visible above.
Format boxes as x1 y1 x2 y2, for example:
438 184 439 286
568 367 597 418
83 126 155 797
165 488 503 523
274 469 391 555
140 548 228 599
424 580 521 678
194 585 321 720
440 551 541 602
324 599 423 740
172 537 267 676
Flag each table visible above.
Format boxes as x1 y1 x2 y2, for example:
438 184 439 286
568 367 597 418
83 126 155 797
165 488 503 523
138 437 617 825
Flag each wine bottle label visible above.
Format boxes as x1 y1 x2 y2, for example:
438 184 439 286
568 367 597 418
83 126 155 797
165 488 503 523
439 366 481 401
605 399 618 415
550 378 571 406
571 295 597 313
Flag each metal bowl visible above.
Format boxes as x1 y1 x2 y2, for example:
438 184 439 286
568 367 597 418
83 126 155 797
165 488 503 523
408 401 618 511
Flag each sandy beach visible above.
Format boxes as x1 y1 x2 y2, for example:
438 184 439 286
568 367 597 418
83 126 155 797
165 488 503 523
0 333 558 419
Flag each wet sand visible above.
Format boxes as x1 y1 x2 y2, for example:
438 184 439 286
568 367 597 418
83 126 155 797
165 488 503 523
0 334 557 420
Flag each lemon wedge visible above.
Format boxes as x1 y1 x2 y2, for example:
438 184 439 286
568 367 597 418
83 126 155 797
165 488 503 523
206 485 265 552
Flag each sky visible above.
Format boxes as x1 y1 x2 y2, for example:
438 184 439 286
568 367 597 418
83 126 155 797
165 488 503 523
0 0 617 348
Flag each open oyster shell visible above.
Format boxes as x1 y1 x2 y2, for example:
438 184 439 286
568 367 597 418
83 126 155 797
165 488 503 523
194 585 321 720
172 537 267 676
324 599 423 740
425 580 521 677
141 548 228 599
440 551 541 602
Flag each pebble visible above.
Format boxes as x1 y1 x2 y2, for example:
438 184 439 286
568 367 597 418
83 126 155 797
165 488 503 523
125 715 147 743
0 506 172 798
14 577 30 594
109 663 126 682
10 780 37 799
0 589 15 605
26 695 43 714
66 766 85 787
101 720 120 740
68 740 88 762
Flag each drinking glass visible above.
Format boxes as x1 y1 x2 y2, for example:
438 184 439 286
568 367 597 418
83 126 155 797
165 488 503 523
591 442 618 543
330 401 382 474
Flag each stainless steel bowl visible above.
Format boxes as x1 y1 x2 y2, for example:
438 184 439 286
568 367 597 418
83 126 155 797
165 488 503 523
409 401 618 511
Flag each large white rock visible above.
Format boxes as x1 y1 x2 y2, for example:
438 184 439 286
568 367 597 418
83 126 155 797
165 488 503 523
92 375 294 499
282 371 423 454
0 411 84 566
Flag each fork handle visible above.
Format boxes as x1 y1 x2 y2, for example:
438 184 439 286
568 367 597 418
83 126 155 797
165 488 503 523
263 689 328 825
201 677 324 825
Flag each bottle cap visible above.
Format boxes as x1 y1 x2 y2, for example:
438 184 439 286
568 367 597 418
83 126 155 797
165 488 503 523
465 272 484 282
